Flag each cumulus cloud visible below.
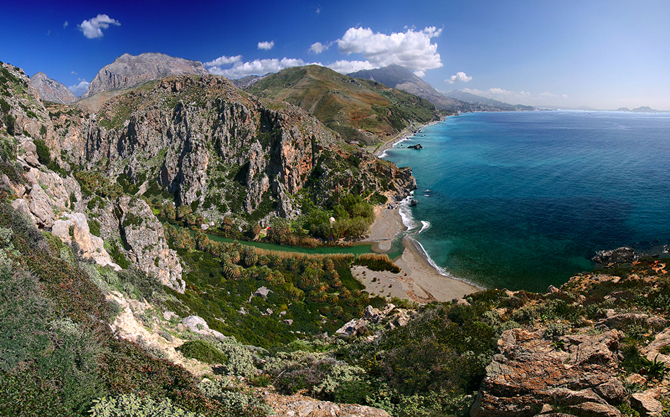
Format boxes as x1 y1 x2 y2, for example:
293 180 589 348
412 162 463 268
204 55 242 66
63 21 69 28
206 57 320 79
310 42 329 54
78 14 120 39
327 60 375 74
257 41 274 50
336 26 443 71
414 70 425 77
68 80 90 96
446 71 472 84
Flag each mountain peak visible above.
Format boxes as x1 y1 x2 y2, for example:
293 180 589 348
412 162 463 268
82 52 209 98
29 71 77 105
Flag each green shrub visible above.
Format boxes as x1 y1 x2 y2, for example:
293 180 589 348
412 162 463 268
212 342 257 377
4 114 15 136
198 379 271 417
89 219 101 237
0 98 9 113
89 394 200 417
660 345 670 355
177 340 228 364
33 139 51 165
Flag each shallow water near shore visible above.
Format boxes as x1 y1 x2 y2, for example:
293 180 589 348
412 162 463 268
383 111 670 292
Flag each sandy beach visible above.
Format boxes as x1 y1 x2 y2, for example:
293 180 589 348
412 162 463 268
359 205 481 303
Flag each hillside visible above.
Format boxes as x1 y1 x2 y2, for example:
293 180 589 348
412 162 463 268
246 65 439 145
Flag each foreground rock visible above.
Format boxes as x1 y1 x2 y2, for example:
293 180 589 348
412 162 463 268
472 328 625 417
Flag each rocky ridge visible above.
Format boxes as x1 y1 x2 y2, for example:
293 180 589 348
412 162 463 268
29 72 77 104
82 52 209 98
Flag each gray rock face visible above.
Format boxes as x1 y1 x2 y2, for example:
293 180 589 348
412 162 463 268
117 196 184 292
82 52 209 98
472 328 625 417
29 72 77 104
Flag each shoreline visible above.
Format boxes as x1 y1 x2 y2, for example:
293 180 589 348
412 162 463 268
358 201 481 303
373 118 445 158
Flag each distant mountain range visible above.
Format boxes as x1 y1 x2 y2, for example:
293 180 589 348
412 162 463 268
348 64 535 113
444 89 535 111
616 106 661 113
28 53 536 119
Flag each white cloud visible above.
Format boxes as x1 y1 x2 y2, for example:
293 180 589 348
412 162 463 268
204 55 242 66
446 71 472 84
310 42 329 54
78 14 120 39
63 21 69 28
316 7 320 14
206 57 321 79
327 60 375 74
47 30 51 36
258 41 274 50
336 26 443 72
414 70 425 77
68 80 90 96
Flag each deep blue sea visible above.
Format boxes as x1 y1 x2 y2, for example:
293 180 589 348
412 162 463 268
382 111 670 292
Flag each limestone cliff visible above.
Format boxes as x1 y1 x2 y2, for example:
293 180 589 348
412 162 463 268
53 74 415 225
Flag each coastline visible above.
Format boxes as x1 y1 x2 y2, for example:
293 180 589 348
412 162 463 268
359 200 481 304
373 118 445 158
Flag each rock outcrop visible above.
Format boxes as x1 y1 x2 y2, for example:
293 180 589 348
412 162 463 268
51 212 119 270
117 196 185 292
29 72 77 104
336 304 413 337
82 52 209 98
593 246 637 264
472 328 626 417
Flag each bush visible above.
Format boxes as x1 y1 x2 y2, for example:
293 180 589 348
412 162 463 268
177 340 228 364
198 379 271 417
212 342 257 377
89 394 200 417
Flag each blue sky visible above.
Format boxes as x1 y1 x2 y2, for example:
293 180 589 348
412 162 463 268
2 0 669 110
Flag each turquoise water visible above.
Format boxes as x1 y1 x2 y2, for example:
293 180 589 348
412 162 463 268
383 111 670 292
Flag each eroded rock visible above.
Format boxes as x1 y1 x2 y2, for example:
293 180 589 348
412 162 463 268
472 328 625 417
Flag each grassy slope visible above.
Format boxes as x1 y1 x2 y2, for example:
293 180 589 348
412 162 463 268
247 65 437 144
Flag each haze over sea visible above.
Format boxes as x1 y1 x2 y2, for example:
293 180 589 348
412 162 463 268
383 111 670 293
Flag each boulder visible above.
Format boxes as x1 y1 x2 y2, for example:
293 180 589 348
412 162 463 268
182 315 226 340
630 392 663 416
